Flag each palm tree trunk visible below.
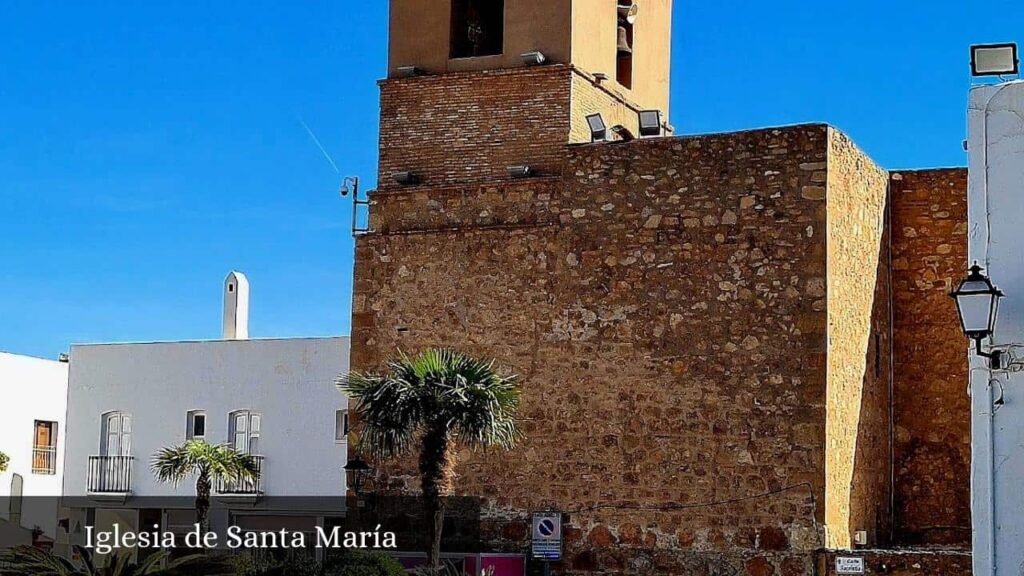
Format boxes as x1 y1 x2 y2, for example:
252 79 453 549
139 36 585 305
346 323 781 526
420 425 456 570
196 472 212 536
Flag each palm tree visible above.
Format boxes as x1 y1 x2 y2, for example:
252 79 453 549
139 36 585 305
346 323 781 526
338 349 522 570
150 440 259 533
0 545 235 575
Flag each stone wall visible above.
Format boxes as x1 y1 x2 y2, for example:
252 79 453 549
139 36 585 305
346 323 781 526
823 130 892 549
889 168 971 547
354 125 847 574
817 549 971 576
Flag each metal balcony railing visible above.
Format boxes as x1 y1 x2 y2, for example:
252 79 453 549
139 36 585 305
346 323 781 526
87 455 133 494
215 455 264 495
32 445 57 475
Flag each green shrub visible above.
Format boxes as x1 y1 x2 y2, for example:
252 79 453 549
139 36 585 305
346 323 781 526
323 551 406 576
409 565 495 576
261 556 321 576
225 550 405 576
228 554 321 576
0 450 9 472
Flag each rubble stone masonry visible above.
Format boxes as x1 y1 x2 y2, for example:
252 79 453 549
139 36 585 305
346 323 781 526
890 168 971 547
823 131 892 550
351 124 945 574
818 549 971 576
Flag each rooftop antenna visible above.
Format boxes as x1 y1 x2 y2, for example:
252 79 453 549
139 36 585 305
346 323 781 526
297 117 372 236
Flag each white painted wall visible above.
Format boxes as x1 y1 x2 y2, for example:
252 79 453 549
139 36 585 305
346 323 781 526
0 351 69 537
968 80 1024 576
62 337 350 499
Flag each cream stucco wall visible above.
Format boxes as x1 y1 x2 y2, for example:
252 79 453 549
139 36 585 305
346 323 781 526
387 0 671 115
388 0 573 75
571 0 672 115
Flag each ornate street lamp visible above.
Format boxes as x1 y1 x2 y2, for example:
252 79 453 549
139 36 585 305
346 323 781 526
344 455 373 497
951 262 1005 368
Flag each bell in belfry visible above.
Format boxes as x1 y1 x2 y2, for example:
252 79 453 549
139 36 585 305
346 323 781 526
617 25 632 56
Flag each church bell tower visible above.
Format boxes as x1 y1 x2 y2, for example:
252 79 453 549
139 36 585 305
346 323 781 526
379 0 674 191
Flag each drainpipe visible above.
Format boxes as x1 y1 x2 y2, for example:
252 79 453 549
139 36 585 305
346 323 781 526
986 375 997 576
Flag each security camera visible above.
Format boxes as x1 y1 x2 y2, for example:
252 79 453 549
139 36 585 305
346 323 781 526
339 183 350 197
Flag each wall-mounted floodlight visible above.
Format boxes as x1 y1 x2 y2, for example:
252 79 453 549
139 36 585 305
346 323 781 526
392 171 421 186
508 165 533 178
611 125 635 142
394 66 427 78
638 110 662 137
521 51 547 66
586 113 607 142
971 43 1019 77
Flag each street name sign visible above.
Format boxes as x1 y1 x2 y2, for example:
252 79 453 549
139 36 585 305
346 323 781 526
836 557 865 574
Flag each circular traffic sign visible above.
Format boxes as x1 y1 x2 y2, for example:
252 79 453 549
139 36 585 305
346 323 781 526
538 518 557 538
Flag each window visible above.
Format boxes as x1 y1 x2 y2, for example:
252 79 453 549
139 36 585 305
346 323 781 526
335 410 350 443
32 420 58 475
101 412 131 456
450 0 504 58
187 411 207 441
616 1 635 89
229 410 261 455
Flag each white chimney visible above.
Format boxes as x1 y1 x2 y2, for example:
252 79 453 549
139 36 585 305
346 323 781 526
223 271 250 340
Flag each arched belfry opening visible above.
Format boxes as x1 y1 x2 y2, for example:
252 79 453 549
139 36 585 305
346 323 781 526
450 0 505 58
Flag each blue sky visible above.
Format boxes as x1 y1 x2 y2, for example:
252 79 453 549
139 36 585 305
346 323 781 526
0 1 1020 359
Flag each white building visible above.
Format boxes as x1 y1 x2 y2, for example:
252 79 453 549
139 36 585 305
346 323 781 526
967 77 1024 576
60 273 351 553
0 351 69 542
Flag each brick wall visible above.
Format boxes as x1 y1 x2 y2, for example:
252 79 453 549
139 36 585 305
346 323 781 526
377 66 573 191
377 65 665 192
890 168 971 547
569 70 645 144
354 125 857 574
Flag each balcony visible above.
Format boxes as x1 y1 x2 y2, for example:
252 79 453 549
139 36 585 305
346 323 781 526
32 446 57 475
215 455 264 502
87 455 133 501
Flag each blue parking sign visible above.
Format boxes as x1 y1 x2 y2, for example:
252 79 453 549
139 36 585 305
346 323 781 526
531 512 563 561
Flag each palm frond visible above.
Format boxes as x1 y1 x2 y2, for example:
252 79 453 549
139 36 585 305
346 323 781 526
337 348 523 463
151 440 258 486
134 550 170 575
0 545 76 576
150 444 192 486
73 545 95 575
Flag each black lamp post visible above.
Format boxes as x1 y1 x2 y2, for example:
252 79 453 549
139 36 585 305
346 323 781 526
951 262 1005 368
344 455 372 497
